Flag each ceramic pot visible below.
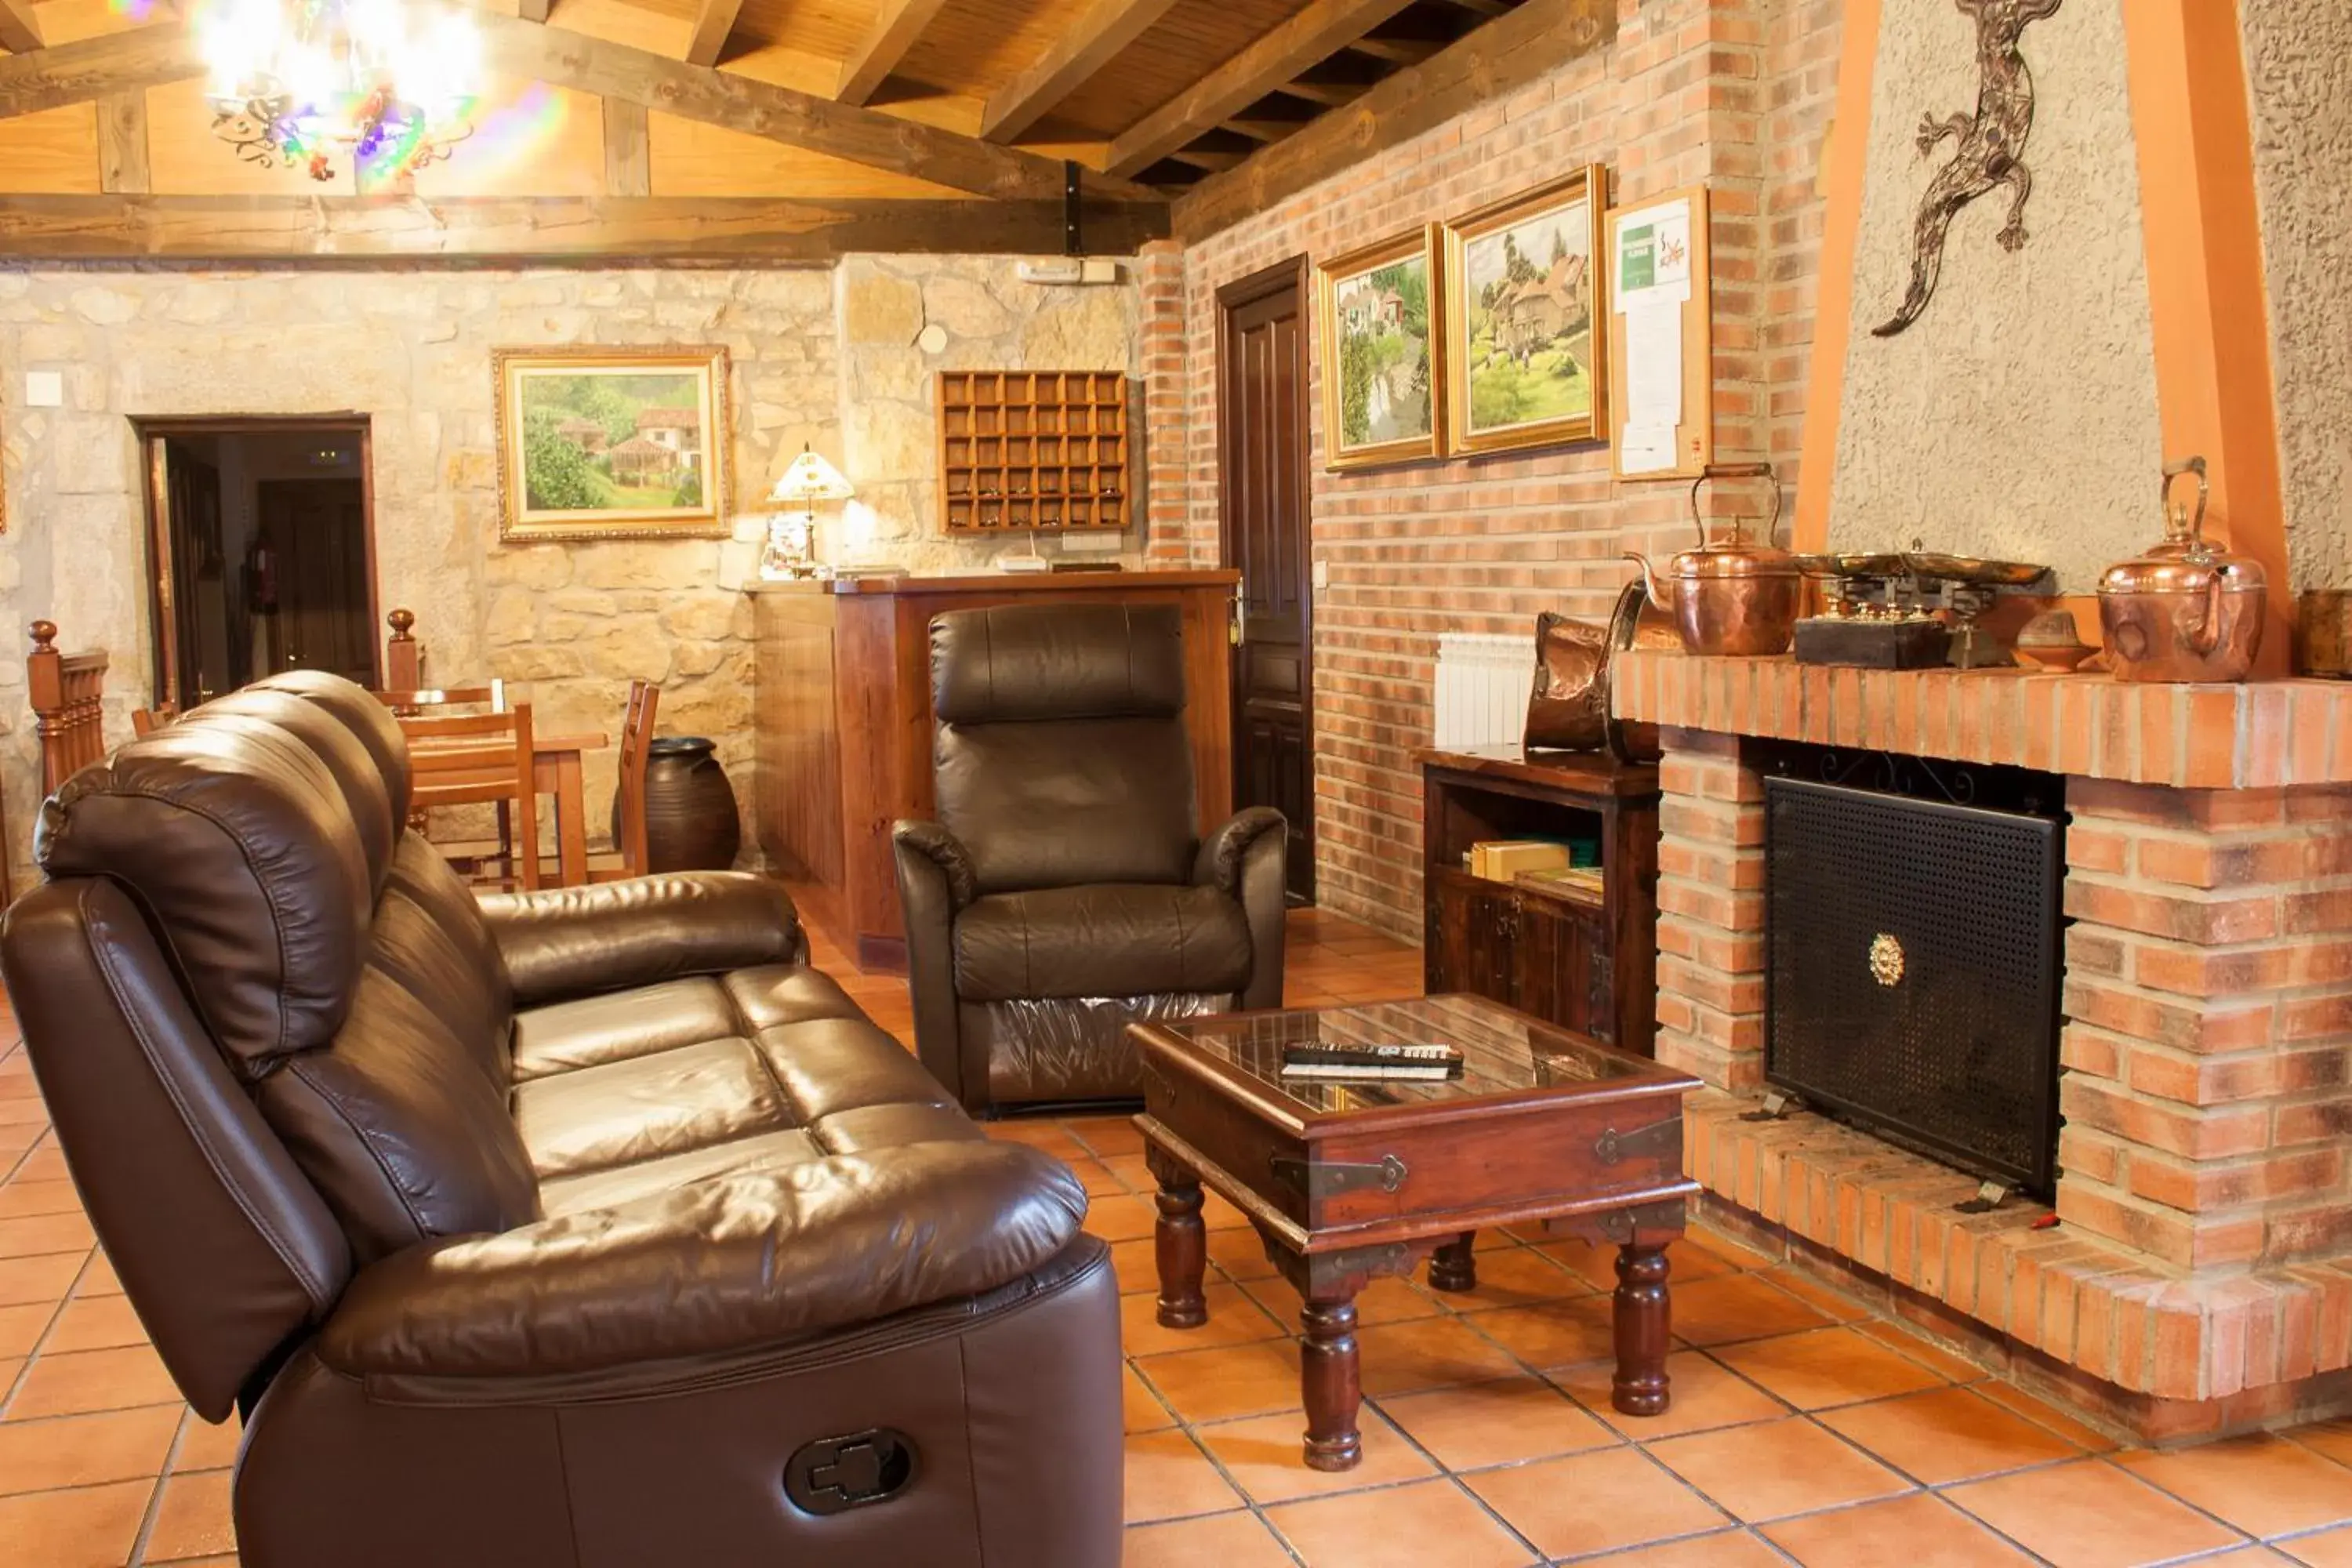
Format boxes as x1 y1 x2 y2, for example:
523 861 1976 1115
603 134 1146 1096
637 736 742 871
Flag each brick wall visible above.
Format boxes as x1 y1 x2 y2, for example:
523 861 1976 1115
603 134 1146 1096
1152 0 1846 936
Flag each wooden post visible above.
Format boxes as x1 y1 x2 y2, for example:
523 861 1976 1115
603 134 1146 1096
28 620 111 795
384 607 421 691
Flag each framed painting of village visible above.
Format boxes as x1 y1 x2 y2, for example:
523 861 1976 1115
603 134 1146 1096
1439 165 1610 456
493 345 731 541
1314 224 1444 470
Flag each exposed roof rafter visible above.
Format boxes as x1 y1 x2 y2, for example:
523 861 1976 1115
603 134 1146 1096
834 0 951 105
980 0 1181 144
683 0 745 68
0 0 42 56
517 0 551 24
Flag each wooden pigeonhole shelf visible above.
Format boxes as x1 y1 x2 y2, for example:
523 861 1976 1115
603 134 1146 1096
938 371 1131 533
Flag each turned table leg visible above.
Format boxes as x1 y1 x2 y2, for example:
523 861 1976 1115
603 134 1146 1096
1152 1171 1208 1330
1428 1232 1478 1293
1299 1294 1363 1471
1612 1240 1672 1416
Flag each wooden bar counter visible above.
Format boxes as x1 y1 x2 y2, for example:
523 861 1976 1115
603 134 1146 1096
750 569 1240 970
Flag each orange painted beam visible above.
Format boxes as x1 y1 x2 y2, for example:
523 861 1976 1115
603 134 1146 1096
2121 0 2292 677
1790 0 1878 553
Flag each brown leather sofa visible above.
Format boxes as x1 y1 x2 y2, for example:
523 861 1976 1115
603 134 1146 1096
893 602 1287 1116
0 671 1120 1568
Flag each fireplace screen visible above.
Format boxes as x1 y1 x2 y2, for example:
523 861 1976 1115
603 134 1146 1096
1765 773 2063 1196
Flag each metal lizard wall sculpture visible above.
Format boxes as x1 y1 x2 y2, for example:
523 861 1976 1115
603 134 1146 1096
1873 0 2064 337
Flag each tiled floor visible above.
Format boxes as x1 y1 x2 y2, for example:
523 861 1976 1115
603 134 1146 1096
3 905 2351 1565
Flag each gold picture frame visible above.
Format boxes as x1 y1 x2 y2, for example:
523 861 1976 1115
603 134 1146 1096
1315 224 1445 470
1439 165 1610 456
494 344 731 542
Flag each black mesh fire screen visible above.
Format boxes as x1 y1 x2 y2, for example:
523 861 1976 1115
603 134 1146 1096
1764 771 2063 1196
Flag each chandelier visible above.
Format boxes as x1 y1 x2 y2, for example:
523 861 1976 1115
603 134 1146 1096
198 0 482 186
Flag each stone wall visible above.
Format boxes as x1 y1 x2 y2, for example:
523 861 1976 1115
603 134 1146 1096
0 256 1144 887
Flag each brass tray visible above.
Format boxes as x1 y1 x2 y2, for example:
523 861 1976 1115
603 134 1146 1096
1793 551 2050 589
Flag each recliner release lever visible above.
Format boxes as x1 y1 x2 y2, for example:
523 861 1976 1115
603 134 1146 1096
783 1428 920 1515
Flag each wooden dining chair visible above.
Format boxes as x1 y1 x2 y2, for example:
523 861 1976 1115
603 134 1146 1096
586 681 659 883
130 702 181 737
402 704 541 891
383 681 514 877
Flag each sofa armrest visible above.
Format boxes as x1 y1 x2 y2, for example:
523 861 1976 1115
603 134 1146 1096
891 820 975 1109
891 819 978 909
1191 807 1287 897
477 873 805 1008
317 1141 1085 1378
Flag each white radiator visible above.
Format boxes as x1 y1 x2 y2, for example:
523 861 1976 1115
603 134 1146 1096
1432 632 1531 750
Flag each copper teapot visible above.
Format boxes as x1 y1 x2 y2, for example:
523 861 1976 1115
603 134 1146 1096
1625 463 1801 657
2096 456 2267 683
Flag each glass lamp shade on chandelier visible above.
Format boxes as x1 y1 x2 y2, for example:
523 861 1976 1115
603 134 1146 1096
760 448 857 581
197 0 482 186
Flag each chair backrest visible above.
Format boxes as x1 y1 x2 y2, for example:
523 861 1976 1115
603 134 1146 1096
404 704 541 890
929 602 1196 895
27 619 111 794
613 680 660 876
376 678 505 717
131 702 181 738
3 673 531 1421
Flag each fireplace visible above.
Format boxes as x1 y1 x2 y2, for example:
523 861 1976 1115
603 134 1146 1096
1761 744 2066 1197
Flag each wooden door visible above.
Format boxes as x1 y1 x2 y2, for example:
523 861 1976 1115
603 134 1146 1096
157 443 223 706
258 479 373 684
1218 257 1316 902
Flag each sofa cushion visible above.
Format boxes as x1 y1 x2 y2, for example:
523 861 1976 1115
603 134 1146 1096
953 884 1253 1000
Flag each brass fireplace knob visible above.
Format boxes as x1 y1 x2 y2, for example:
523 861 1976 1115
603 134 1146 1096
1868 933 1905 987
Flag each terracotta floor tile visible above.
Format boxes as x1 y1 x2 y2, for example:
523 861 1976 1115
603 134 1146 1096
3 1345 180 1420
2198 1550 2303 1566
1584 1530 1791 1567
2284 1523 2352 1566
1241 1272 1441 1329
1066 1159 1129 1198
1205 1227 1279 1282
40 1294 148 1355
1101 1153 1154 1193
1759 1265 1875 1323
174 1410 245 1472
1668 1273 1837 1347
1853 1318 1994 1385
1944 1458 2245 1567
1457 1294 1617 1370
1424 1246 1594 1312
1120 1282 1286 1358
1684 1226 1780 1272
0 1476 154 1566
0 1301 52 1359
1085 1192 1160 1244
145 1467 237 1563
1715 1325 1951 1410
1266 1478 1537 1568
1648 1415 1912 1522
1121 1510 1297 1566
0 1182 81 1220
0 1404 180 1494
1377 1375 1618 1472
1555 1349 1793 1439
2113 1433 2352 1538
1134 1338 1303 1425
1762 1491 2038 1566
1196 1406 1433 1505
1819 1385 2082 1484
2290 1419 2352 1469
1107 1236 1159 1294
1123 1428 1243 1524
1124 1363 1176 1434
76 1255 124 1298
0 1253 82 1309
1200 1190 1253 1233
1072 1120 1145 1159
1465 1445 1726 1559
1353 1315 1525 1397
0 1214 96 1260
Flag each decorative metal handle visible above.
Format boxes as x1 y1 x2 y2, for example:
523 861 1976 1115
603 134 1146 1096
1689 461 1781 547
2162 456 2210 548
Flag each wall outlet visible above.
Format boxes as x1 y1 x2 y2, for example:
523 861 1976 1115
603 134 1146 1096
23 372 62 408
1312 559 1330 590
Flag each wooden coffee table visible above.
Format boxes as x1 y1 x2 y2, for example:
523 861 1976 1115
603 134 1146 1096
1131 994 1700 1471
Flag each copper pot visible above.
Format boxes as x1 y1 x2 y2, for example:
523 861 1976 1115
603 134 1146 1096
2096 456 2267 683
1524 610 1611 751
1605 579 1682 764
1624 463 1801 656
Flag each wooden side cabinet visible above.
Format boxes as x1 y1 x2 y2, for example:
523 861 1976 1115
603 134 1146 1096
1418 746 1661 1055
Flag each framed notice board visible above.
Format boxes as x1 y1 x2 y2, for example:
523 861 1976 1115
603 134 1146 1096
1604 184 1714 481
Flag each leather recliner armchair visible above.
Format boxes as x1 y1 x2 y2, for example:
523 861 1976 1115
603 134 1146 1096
892 602 1287 1116
0 671 1120 1568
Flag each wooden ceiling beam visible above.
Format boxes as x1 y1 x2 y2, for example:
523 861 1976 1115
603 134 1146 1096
516 0 551 23
0 192 1172 260
1174 0 1613 239
834 0 950 106
0 0 43 55
0 24 204 122
1434 0 1509 15
1104 0 1417 179
980 0 1182 144
1346 34 1443 65
682 0 744 67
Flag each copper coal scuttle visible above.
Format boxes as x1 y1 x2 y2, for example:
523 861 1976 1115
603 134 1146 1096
1624 462 1802 657
2096 456 2267 683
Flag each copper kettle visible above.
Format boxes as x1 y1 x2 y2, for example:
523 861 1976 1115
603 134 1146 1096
1624 462 1801 656
2096 456 2267 683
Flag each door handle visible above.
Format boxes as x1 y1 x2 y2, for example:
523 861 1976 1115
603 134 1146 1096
1231 575 1247 646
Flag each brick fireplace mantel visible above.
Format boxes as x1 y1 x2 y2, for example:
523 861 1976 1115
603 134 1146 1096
1612 651 2352 1438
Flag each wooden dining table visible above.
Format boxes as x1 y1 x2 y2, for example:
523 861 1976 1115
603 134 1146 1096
408 729 608 888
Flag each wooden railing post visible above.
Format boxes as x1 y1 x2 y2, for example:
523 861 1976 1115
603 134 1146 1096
28 620 111 795
385 607 421 692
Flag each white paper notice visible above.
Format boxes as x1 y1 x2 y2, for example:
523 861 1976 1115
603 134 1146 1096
1624 299 1682 430
1620 424 1677 476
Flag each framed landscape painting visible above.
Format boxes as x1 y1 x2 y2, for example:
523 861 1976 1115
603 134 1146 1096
1316 225 1444 469
494 345 731 540
1439 165 1610 456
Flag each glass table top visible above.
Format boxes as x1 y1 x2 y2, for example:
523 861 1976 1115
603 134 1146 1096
1150 994 1675 1116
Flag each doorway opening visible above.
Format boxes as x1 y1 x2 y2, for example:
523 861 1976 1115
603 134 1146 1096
1217 256 1316 905
135 417 380 710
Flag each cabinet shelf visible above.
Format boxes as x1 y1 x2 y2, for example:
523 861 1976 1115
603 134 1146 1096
938 370 1131 535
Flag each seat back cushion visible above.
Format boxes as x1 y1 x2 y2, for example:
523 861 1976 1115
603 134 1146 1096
931 603 1196 893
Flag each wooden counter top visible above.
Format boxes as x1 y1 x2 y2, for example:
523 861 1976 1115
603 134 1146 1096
745 568 1239 597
